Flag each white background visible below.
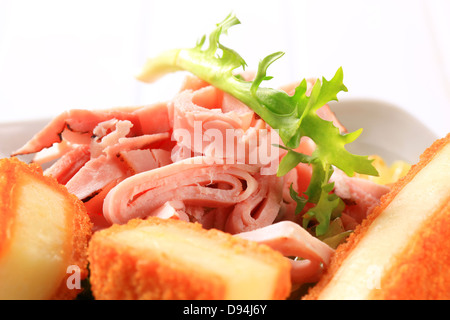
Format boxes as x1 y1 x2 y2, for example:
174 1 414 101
0 0 448 137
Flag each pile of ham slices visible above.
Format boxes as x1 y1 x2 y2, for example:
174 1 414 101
12 75 389 285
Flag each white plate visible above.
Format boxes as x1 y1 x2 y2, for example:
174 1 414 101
330 98 439 165
0 117 51 162
0 99 440 166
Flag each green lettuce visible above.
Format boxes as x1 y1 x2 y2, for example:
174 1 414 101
137 13 378 236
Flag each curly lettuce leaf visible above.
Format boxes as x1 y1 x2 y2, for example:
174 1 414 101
137 13 378 236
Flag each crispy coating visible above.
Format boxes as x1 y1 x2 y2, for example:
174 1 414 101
0 157 92 300
88 217 292 300
304 133 450 300
371 193 450 299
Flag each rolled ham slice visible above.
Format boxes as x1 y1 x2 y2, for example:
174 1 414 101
103 156 261 225
225 173 283 234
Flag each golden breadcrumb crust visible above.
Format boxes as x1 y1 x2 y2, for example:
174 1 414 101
303 133 450 300
0 157 92 300
370 193 450 299
88 217 291 300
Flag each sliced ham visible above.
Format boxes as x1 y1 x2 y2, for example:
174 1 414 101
64 119 171 200
330 167 390 223
118 149 159 174
32 140 73 166
290 259 324 284
236 221 334 283
83 180 117 231
191 85 224 111
188 206 233 231
171 88 280 171
132 102 172 135
12 102 172 156
146 200 190 222
118 148 172 174
172 89 254 156
105 133 170 157
90 119 134 158
12 73 391 288
44 144 91 185
221 93 254 130
65 154 129 201
103 156 260 224
225 173 283 234
150 149 172 167
179 74 210 92
11 108 141 156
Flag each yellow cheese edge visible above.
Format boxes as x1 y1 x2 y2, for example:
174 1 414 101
0 173 71 299
114 223 279 299
317 142 450 299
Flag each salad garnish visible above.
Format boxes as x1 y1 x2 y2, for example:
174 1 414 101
137 13 378 236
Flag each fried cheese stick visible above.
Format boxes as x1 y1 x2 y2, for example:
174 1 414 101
304 133 450 300
88 217 292 300
0 157 92 299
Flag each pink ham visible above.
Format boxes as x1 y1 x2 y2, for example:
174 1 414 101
150 149 172 167
221 93 254 130
11 108 141 156
12 102 172 157
190 85 224 111
171 88 280 171
330 168 390 223
132 102 172 135
278 167 301 223
65 154 129 201
103 156 260 225
90 119 134 158
44 144 90 185
236 221 334 283
61 119 173 227
179 74 210 92
83 180 117 231
118 148 172 174
146 201 189 222
290 259 325 284
172 89 254 155
32 141 73 166
118 149 158 174
188 206 233 231
105 133 170 157
225 173 283 234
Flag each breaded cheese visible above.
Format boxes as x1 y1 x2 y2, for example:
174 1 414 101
0 157 92 300
304 133 450 300
88 217 292 300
